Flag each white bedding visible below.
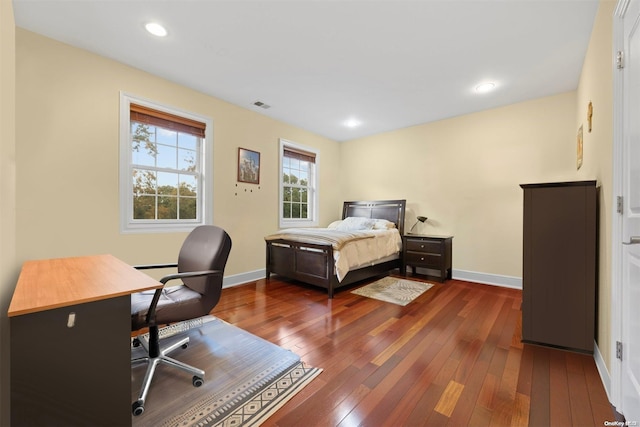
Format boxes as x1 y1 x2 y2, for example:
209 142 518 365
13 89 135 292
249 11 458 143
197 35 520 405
334 228 401 281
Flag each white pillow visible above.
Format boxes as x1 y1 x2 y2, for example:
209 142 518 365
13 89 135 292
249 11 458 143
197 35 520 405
327 220 342 229
335 216 376 231
372 219 396 230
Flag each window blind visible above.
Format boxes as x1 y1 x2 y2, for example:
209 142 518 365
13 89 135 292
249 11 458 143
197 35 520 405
283 146 316 163
130 103 206 138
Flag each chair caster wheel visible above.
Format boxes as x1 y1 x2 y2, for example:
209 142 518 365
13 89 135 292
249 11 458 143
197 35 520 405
181 343 188 349
193 376 204 387
132 338 141 347
132 400 144 416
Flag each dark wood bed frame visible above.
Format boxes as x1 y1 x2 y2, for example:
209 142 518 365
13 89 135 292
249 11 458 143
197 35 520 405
265 199 406 298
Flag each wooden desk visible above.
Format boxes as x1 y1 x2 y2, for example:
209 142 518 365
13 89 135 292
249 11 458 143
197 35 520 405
9 254 162 427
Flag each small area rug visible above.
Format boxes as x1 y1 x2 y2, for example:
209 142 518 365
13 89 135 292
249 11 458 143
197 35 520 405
132 316 322 427
352 276 434 306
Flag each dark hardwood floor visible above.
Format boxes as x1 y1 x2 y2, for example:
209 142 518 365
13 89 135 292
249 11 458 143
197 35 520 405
211 275 614 426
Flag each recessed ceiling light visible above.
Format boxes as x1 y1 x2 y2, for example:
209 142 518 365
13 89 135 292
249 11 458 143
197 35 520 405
475 82 496 93
145 22 168 37
344 118 361 128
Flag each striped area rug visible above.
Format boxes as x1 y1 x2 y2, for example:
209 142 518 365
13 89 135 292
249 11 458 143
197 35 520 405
132 316 322 427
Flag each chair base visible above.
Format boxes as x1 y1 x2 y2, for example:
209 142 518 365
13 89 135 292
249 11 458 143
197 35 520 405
131 331 205 416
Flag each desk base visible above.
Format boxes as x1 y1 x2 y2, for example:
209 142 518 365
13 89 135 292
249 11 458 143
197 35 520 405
11 295 131 426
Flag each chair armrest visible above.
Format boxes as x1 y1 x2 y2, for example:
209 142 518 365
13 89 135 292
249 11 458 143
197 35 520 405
158 269 223 285
134 263 178 270
145 269 224 324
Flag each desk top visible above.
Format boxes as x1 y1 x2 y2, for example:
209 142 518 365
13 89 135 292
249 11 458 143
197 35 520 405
8 254 163 317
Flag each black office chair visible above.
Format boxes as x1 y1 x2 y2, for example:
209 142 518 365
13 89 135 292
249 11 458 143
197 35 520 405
130 225 232 416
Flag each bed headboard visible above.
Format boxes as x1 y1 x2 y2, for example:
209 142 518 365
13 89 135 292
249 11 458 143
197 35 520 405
342 200 407 235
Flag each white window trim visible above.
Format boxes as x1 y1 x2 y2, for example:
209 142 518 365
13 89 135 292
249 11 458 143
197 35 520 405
119 92 213 233
279 138 319 228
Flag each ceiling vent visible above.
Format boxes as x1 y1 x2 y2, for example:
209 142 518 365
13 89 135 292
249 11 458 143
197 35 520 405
253 101 271 109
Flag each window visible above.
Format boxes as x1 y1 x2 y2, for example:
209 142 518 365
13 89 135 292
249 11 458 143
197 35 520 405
120 93 213 233
279 139 318 228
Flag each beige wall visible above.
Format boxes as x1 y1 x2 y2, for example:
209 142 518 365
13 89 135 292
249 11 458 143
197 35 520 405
339 0 616 372
0 0 16 422
575 0 615 371
341 92 579 279
3 0 618 411
15 29 341 278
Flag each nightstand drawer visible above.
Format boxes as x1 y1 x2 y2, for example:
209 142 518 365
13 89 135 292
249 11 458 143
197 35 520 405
405 251 441 268
405 239 441 253
402 234 453 282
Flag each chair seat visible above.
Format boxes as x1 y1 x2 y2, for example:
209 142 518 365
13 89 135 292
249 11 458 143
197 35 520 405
131 285 203 331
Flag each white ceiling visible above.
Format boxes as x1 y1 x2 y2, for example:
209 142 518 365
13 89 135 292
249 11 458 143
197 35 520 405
13 0 599 142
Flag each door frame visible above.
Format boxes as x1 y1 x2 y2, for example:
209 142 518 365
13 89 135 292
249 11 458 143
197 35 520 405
611 0 629 411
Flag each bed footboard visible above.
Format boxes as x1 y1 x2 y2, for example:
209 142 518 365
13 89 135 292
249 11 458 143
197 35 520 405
266 239 339 296
265 239 401 298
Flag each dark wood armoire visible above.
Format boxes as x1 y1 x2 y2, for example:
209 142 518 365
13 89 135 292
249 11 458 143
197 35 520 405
520 180 597 353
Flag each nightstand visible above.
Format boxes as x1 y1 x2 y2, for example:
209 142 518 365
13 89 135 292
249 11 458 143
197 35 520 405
402 235 453 282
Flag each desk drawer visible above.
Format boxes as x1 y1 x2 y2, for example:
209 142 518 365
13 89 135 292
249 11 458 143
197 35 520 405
405 251 441 268
405 239 441 253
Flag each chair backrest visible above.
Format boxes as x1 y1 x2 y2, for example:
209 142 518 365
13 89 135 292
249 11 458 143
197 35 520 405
177 225 232 310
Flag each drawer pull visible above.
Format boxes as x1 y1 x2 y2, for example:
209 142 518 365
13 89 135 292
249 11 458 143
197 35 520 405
420 257 425 261
420 244 425 248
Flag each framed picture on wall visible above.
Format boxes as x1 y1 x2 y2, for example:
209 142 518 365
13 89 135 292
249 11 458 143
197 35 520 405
238 147 260 184
577 125 583 170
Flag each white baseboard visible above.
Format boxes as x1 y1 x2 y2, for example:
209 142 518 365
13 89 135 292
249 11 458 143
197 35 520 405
452 269 522 289
222 267 522 290
593 340 612 402
222 268 266 289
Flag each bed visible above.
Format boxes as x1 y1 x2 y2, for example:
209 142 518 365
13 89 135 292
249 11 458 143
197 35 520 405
265 199 406 298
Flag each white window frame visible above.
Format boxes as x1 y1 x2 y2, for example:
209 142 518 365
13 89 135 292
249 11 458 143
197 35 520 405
279 138 319 228
119 92 213 233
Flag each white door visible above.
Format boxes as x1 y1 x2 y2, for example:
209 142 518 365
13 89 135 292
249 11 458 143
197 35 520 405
620 0 640 419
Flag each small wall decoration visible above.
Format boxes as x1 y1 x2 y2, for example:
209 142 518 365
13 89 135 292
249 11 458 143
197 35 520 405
587 101 593 133
577 125 583 170
238 147 260 184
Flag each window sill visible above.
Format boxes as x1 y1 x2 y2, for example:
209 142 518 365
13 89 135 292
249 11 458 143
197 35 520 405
279 219 318 229
120 222 203 234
